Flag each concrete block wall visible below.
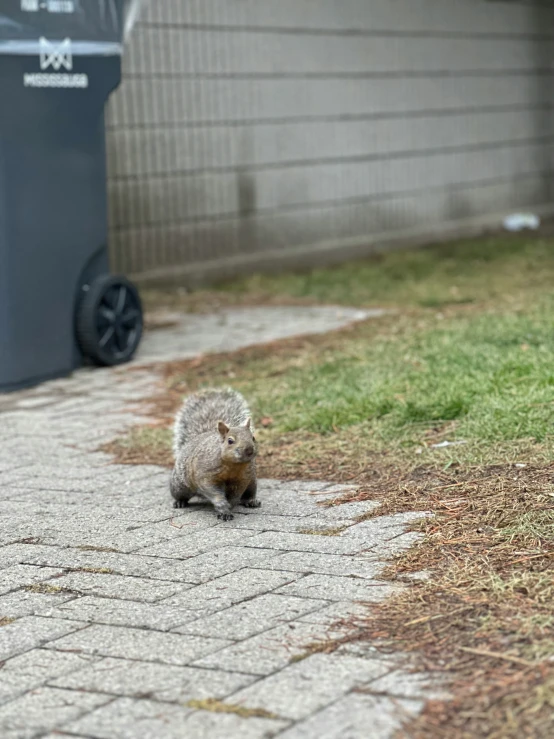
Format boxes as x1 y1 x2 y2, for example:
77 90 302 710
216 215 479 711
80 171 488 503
106 0 554 284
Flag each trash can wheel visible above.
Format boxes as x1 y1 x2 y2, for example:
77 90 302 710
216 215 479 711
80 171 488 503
76 275 143 366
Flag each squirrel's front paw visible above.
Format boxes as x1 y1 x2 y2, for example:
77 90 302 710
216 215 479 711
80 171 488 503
173 500 189 508
217 512 234 521
242 500 262 508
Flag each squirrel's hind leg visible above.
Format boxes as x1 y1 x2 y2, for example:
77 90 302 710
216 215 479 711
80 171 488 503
170 468 194 509
240 480 261 509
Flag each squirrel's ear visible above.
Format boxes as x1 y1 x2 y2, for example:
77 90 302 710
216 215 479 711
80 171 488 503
217 420 230 437
245 417 251 430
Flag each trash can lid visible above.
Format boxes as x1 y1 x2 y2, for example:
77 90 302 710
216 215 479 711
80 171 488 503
0 0 141 57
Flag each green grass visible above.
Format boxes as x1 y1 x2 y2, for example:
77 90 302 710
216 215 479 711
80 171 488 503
206 304 554 458
214 234 554 309
137 235 554 467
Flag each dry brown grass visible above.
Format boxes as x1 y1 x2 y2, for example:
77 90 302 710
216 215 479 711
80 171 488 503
24 583 67 594
290 463 554 739
186 698 279 719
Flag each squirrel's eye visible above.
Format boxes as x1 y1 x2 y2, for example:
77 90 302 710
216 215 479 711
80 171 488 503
228 438 235 445
252 437 256 442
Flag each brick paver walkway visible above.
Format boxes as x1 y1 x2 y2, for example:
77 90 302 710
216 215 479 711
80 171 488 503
0 306 434 738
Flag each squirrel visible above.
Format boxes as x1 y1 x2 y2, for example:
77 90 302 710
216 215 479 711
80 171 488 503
170 388 259 521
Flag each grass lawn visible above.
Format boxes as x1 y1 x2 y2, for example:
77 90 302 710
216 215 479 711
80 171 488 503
115 234 554 738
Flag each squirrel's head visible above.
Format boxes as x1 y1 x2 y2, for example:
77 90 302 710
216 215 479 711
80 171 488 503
218 417 257 464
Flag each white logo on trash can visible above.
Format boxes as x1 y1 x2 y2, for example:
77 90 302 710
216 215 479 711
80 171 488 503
23 36 88 88
39 37 73 71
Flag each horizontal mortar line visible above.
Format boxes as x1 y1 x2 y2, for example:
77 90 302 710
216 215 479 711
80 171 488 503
270 569 393 584
0 686 118 715
10 544 204 570
40 679 251 705
53 671 294 723
38 642 260 679
0 564 187 580
105 104 554 131
165 597 332 632
136 21 554 41
109 169 553 233
33 612 196 636
121 68 554 81
43 620 239 646
212 543 366 557
108 135 554 182
6 581 198 603
170 611 336 648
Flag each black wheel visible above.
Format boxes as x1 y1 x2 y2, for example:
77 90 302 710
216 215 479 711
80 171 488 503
76 275 143 366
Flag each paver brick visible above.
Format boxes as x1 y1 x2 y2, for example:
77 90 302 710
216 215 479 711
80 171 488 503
174 593 327 640
275 573 399 602
167 545 284 584
160 568 302 616
227 653 391 720
46 623 232 665
365 532 424 557
0 589 77 619
241 531 365 555
297 600 374 626
43 595 196 631
193 621 338 676
27 524 184 554
364 668 447 700
51 656 257 703
255 550 383 579
0 564 64 595
217 513 323 532
0 686 110 739
47 570 189 602
173 708 289 738
318 500 381 520
276 693 423 739
66 696 289 739
136 527 256 558
0 615 85 661
0 543 46 569
0 648 98 706
5 543 194 582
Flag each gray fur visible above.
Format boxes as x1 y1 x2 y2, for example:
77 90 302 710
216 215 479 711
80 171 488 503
170 388 259 520
173 387 253 457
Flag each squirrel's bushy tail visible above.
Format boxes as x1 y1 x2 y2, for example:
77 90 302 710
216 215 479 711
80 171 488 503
173 387 252 457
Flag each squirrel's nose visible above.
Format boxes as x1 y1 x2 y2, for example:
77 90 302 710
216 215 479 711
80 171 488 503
244 445 254 458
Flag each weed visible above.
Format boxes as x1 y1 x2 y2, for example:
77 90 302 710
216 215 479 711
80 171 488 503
186 698 278 720
296 525 348 536
24 583 65 594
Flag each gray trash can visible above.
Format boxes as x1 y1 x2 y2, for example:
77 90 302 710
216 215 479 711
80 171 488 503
0 0 143 392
